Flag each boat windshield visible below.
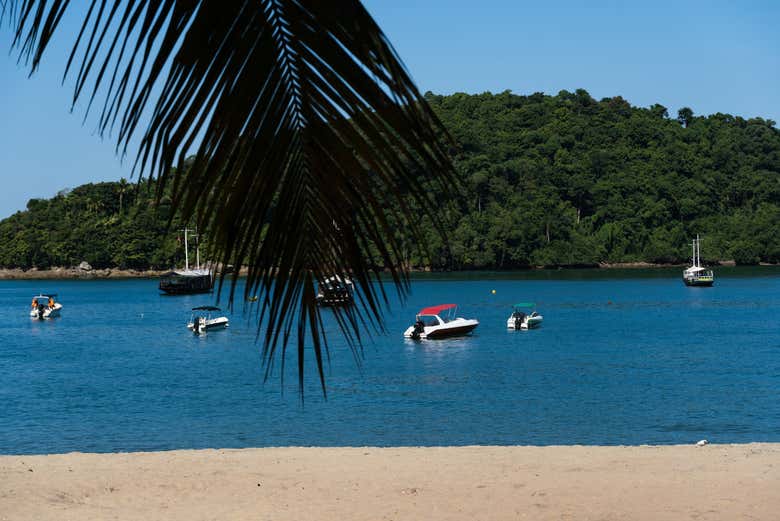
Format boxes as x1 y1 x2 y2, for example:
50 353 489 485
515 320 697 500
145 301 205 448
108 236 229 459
417 315 441 327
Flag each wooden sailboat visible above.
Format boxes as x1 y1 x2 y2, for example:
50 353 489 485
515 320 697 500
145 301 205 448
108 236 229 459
159 228 213 294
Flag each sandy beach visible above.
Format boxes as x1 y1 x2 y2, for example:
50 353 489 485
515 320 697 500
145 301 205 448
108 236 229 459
1 444 778 520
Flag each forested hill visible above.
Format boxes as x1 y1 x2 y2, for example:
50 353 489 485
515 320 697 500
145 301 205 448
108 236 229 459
416 90 780 268
1 89 779 271
0 180 188 270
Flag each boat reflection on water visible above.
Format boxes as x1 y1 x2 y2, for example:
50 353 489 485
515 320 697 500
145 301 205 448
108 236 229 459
403 334 478 360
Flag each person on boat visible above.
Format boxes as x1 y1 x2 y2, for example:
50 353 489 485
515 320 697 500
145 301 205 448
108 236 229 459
31 297 37 309
48 297 55 309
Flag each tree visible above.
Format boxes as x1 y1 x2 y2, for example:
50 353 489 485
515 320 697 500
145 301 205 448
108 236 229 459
649 104 668 119
677 107 694 127
6 1 458 394
117 178 129 214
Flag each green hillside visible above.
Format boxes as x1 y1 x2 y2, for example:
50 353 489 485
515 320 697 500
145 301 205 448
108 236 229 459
413 90 780 268
1 89 779 270
0 179 187 270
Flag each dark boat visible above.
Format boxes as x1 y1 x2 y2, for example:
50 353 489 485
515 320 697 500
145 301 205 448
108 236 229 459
159 269 213 294
316 276 355 306
159 228 213 294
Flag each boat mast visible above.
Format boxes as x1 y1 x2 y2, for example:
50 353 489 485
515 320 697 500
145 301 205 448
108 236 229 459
183 228 190 271
180 227 202 272
195 227 200 270
696 234 701 267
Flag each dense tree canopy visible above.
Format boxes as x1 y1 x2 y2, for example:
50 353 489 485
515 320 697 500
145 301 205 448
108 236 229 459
0 179 185 270
411 90 780 268
2 89 779 271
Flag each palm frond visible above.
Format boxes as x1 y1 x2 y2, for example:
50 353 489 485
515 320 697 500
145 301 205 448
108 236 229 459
7 0 458 396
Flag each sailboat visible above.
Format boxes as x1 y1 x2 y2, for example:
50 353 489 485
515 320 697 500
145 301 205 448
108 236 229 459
159 228 213 294
682 234 714 287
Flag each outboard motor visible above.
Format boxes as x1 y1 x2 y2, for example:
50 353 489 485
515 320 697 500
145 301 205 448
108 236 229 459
37 303 46 320
513 311 526 330
411 320 425 340
193 316 204 335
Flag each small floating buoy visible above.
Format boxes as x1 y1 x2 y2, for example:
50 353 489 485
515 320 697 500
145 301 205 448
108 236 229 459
491 289 496 294
247 295 258 302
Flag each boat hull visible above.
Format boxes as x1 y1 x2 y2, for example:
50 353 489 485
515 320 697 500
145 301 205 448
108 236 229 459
187 317 229 331
159 273 213 294
425 323 479 338
683 277 714 287
526 316 543 329
316 294 354 306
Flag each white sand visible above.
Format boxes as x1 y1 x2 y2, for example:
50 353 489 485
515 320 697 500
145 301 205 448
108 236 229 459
1 444 778 520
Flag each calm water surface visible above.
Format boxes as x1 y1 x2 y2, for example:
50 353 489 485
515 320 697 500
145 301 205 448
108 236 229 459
1 268 779 454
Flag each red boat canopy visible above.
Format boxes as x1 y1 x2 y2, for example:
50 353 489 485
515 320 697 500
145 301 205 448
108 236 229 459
418 304 457 316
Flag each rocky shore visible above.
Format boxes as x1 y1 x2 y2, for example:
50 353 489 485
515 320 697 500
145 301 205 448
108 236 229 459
0 266 166 280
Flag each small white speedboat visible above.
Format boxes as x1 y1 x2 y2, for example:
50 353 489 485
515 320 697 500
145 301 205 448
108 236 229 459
507 303 543 330
187 306 229 335
403 304 479 339
29 294 62 320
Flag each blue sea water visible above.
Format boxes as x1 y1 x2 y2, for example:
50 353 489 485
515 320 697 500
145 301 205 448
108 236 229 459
1 268 779 454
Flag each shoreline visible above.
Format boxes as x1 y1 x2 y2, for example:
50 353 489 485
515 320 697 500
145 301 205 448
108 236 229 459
0 267 167 280
1 443 778 520
1 260 772 281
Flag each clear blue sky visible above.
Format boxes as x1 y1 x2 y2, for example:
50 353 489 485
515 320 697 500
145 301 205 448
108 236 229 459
1 0 778 219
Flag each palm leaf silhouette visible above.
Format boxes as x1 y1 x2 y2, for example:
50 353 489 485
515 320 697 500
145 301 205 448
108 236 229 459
5 0 457 396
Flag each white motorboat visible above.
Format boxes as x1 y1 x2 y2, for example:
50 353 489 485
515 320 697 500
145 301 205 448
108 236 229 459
187 306 229 335
507 303 543 330
683 234 714 286
29 294 62 320
403 304 479 339
316 276 355 306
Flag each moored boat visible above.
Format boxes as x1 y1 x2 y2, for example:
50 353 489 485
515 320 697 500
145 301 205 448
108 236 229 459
403 304 479 339
683 235 714 287
316 276 355 306
29 294 62 320
507 303 543 330
160 268 213 294
187 306 229 335
160 228 213 294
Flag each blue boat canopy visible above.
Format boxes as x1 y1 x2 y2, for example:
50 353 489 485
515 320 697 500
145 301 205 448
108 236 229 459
513 302 535 308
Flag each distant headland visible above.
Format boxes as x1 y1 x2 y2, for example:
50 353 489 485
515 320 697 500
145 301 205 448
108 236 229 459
1 90 778 272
